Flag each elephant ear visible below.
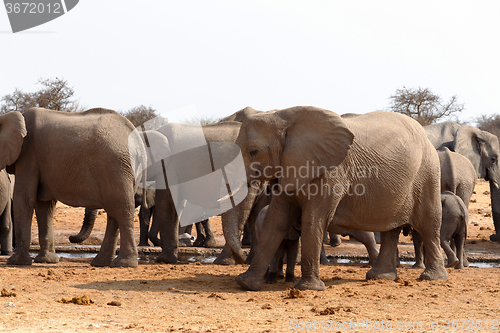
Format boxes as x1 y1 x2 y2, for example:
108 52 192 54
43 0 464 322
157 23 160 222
454 125 484 178
277 106 354 192
0 111 27 170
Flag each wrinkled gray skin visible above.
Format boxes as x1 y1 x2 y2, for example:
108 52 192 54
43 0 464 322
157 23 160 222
234 107 446 291
0 170 13 255
424 121 500 241
439 191 469 269
0 108 146 267
412 147 476 268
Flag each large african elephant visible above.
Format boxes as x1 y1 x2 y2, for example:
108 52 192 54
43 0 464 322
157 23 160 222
424 121 500 241
233 106 446 291
0 170 13 255
0 108 147 267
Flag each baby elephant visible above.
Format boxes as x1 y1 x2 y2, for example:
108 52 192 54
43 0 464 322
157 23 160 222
255 206 300 284
440 191 468 269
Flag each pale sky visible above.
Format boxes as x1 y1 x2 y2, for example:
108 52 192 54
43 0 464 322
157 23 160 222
1 1 499 123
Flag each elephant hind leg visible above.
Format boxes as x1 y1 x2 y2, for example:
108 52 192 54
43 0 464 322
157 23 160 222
33 200 59 263
416 224 448 280
92 215 119 267
366 227 401 280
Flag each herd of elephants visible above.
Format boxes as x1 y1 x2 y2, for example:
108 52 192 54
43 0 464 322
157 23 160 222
0 106 499 291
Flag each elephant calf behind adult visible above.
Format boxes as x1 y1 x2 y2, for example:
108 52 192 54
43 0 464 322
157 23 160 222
0 108 146 267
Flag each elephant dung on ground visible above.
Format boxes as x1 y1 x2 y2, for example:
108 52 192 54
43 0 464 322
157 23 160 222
0 108 147 267
233 107 447 291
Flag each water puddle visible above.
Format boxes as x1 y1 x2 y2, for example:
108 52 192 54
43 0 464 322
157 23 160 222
26 252 500 268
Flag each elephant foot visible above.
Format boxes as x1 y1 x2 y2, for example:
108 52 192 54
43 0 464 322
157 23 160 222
454 263 465 269
320 256 330 265
490 233 500 242
34 252 59 264
329 235 342 247
295 276 325 291
235 271 264 291
7 252 33 265
204 236 217 248
463 257 469 267
285 273 297 283
446 259 459 268
412 262 425 269
155 252 178 264
214 256 236 265
265 272 278 284
138 240 150 247
149 237 161 247
91 253 114 267
192 235 205 247
366 267 397 280
419 267 448 280
111 255 138 268
277 271 285 279
1 249 13 256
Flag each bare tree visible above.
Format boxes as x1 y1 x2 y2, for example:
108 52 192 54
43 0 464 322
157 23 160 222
388 87 465 126
182 115 220 125
476 114 500 139
1 77 84 114
121 105 167 130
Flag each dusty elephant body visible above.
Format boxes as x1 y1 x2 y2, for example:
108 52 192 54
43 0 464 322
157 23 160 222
234 107 446 291
1 108 146 267
424 121 500 241
412 147 476 268
0 170 13 255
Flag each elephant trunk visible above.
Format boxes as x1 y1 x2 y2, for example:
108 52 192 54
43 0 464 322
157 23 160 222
222 208 246 264
69 208 98 243
221 181 263 264
490 182 500 241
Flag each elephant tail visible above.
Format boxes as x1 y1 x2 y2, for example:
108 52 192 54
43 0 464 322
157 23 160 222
69 208 98 243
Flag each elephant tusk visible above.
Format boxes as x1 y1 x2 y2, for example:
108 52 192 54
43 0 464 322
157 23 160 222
494 181 500 189
217 181 246 203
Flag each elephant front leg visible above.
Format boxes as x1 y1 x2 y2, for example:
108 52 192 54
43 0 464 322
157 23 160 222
7 182 37 266
235 197 298 291
295 213 329 291
366 228 401 280
411 229 425 269
34 200 59 263
155 188 179 264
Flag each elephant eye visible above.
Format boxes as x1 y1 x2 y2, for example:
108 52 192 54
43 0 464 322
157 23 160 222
249 149 259 157
492 156 498 164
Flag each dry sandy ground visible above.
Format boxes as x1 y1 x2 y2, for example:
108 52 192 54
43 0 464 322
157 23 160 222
1 180 500 332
